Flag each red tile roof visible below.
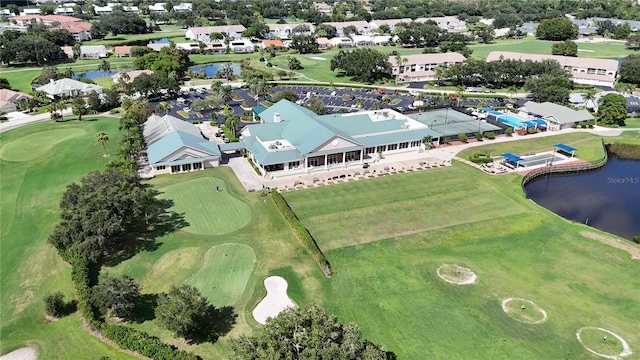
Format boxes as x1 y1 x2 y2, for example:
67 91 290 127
12 14 82 23
114 45 133 55
262 39 284 47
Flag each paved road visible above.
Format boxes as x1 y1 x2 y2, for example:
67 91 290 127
0 108 73 133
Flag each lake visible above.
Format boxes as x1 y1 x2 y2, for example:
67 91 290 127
189 63 241 77
73 68 132 80
525 154 640 240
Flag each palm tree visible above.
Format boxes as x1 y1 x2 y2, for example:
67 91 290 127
394 54 403 84
210 80 223 95
71 96 86 121
455 86 465 106
96 132 109 157
217 85 233 104
62 67 75 79
423 135 433 149
48 102 62 121
99 59 111 75
433 64 447 86
156 102 170 115
225 114 240 137
255 79 273 105
220 63 234 84
507 85 518 101
583 88 597 109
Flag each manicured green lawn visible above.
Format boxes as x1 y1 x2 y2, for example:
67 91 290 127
185 243 256 307
283 162 640 359
457 132 607 162
469 37 636 59
0 117 134 359
157 177 252 236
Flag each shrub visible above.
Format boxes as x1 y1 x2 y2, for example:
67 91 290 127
474 131 483 141
458 133 468 143
44 292 66 318
633 235 640 244
442 136 451 144
469 153 493 164
247 157 261 175
483 131 495 139
505 127 513 136
271 190 331 277
102 324 201 360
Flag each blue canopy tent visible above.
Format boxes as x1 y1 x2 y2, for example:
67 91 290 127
553 143 577 158
501 153 524 167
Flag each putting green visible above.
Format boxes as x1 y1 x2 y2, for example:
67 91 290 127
184 243 256 307
0 128 86 162
158 177 251 235
577 327 631 359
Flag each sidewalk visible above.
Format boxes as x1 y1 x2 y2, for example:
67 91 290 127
0 108 72 133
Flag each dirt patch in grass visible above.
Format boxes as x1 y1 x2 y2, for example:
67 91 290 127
501 298 547 324
576 327 633 359
436 264 477 285
581 231 640 260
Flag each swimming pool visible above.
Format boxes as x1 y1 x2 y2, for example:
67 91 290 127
480 108 547 129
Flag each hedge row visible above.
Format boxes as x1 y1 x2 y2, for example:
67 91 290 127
270 190 332 277
468 153 494 164
102 324 201 360
70 256 103 330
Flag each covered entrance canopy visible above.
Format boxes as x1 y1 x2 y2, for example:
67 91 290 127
219 141 246 152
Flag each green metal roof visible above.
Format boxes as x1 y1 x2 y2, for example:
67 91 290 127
318 113 404 136
356 128 440 147
147 131 220 164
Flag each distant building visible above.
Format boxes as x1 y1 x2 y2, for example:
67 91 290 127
315 37 330 50
36 78 103 98
112 70 154 84
10 15 92 41
148 3 168 13
172 3 192 12
369 18 412 33
143 114 221 175
328 37 354 48
266 23 314 39
390 52 466 82
78 45 108 59
185 25 246 42
486 51 619 87
415 16 466 32
229 38 254 53
114 45 133 57
323 21 371 36
0 89 32 113
521 101 593 130
205 41 227 54
260 39 284 50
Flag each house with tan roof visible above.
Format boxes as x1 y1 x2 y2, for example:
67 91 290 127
369 18 412 32
112 70 154 84
486 51 619 87
390 52 466 82
114 46 133 57
314 2 332 13
206 41 227 54
260 39 284 50
316 37 330 50
147 43 170 52
0 89 32 113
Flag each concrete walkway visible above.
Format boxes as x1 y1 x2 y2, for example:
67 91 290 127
0 108 72 133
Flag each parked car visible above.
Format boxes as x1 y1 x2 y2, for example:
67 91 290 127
183 107 191 112
301 90 307 95
377 88 386 94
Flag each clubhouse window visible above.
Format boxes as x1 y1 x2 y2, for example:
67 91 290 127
399 142 409 149
193 162 202 170
171 165 181 173
365 147 375 154
327 154 338 164
376 145 387 153
182 163 192 172
388 143 398 151
410 140 421 147
308 157 319 167
288 161 300 169
345 151 361 162
156 165 166 170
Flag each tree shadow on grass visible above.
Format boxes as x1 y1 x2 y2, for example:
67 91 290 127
101 197 189 267
190 305 237 344
130 293 158 324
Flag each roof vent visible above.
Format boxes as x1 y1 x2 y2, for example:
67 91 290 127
273 113 281 122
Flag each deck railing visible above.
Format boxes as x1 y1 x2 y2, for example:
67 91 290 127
521 139 608 197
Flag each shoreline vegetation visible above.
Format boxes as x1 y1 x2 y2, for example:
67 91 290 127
607 142 640 159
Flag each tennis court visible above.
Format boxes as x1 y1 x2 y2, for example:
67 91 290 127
409 109 501 137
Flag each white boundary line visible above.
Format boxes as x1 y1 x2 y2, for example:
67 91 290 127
576 327 633 359
436 264 477 285
501 298 548 324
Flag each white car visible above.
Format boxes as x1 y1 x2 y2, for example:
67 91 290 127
183 107 191 112
409 90 420 96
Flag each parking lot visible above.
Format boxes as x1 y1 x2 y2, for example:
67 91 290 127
147 84 520 134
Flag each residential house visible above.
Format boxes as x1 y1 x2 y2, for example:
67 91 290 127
0 89 32 113
10 14 82 27
93 5 113 15
114 45 133 57
20 9 41 16
112 70 154 84
316 37 330 50
148 3 167 13
59 21 92 41
143 114 221 175
229 38 254 53
185 25 246 42
60 46 75 59
390 52 466 82
323 21 371 36
206 41 227 54
123 6 140 14
176 42 201 53
1 9 14 18
521 101 593 130
266 22 314 39
517 22 539 36
369 18 412 33
260 39 284 50
371 35 394 46
36 78 103 98
54 6 75 16
238 99 440 175
351 35 373 46
328 36 354 47
147 43 170 52
486 51 619 87
172 3 192 12
78 45 108 59
314 2 332 13
415 16 466 32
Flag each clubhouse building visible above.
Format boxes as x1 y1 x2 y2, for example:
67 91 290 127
235 100 440 176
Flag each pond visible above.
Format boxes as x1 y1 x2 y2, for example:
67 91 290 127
73 68 133 80
148 38 171 44
524 154 640 240
189 63 241 77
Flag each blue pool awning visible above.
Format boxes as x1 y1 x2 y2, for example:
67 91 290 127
501 153 524 163
553 144 577 153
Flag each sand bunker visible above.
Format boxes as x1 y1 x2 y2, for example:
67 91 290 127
252 276 296 325
501 298 547 324
436 264 477 285
576 327 633 359
1 347 36 360
310 56 326 60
